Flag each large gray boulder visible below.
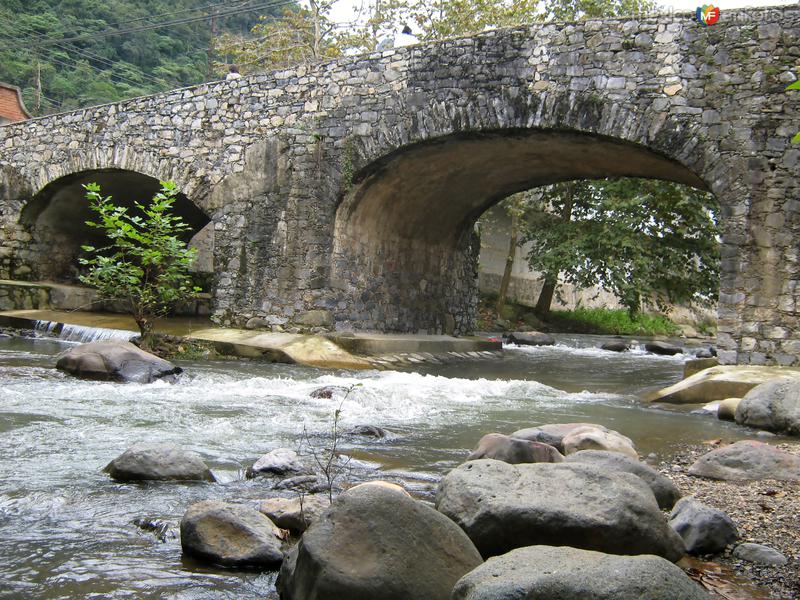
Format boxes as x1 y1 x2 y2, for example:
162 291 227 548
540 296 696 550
104 442 215 482
506 332 556 346
688 440 800 481
276 484 482 600
180 500 285 568
562 426 638 459
56 340 181 383
565 450 681 509
452 545 708 600
735 378 800 436
468 433 563 464
435 460 685 562
669 497 739 555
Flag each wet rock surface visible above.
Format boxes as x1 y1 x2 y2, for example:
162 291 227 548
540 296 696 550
104 442 215 482
56 340 182 383
180 500 285 568
452 545 708 600
506 332 556 346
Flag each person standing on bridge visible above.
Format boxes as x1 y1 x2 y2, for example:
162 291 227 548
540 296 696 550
226 65 241 81
395 25 419 47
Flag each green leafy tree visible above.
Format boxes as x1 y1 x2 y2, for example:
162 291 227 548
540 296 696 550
788 80 800 144
520 178 720 316
79 181 201 349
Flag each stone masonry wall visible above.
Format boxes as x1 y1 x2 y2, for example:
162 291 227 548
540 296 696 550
0 7 798 363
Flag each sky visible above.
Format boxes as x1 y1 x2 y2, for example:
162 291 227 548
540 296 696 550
326 0 797 26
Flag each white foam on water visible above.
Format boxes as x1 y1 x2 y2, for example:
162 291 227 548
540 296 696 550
505 342 687 362
34 320 137 343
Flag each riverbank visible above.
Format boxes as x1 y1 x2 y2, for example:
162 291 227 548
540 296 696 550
660 443 800 599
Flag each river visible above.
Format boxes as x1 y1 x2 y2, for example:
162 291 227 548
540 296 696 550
0 332 751 598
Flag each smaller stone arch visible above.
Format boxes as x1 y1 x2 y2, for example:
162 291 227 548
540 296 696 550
16 167 212 285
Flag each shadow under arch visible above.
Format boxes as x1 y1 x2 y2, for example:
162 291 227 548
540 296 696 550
19 168 212 283
332 128 713 334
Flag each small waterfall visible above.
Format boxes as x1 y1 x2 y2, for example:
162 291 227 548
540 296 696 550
34 320 137 343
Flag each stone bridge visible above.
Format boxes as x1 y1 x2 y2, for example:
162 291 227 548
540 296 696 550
1 7 799 366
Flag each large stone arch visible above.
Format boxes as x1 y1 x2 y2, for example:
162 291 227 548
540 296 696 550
332 90 740 336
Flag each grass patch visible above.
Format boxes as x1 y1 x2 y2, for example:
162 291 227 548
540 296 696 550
544 307 680 336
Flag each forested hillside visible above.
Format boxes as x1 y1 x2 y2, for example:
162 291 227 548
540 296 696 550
0 0 293 115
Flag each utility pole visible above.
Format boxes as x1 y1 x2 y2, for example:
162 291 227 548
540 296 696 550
34 53 42 114
207 6 218 78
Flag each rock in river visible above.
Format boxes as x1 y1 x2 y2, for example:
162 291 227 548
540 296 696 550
259 493 330 534
506 331 556 346
688 440 800 481
247 448 306 478
56 340 182 383
562 426 638 459
468 433 563 464
104 442 215 482
735 378 800 436
565 450 681 509
276 483 481 600
435 459 685 561
511 422 607 453
181 500 284 568
645 341 683 356
452 545 708 600
669 496 739 555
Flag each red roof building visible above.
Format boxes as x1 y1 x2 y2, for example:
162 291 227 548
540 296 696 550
0 83 31 125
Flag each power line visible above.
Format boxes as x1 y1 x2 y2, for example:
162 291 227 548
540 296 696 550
13 0 296 47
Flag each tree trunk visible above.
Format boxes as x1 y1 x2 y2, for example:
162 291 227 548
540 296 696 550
533 182 576 318
495 212 518 317
534 276 557 317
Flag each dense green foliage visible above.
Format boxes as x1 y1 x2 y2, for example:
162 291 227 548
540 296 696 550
79 181 200 347
520 179 720 315
0 0 284 114
544 307 680 336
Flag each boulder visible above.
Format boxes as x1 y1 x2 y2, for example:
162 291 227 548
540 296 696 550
668 497 738 555
435 460 685 561
452 545 707 600
645 341 683 356
732 542 788 565
56 340 182 383
104 442 215 482
511 423 608 453
180 500 284 568
562 426 638 459
259 494 331 534
646 365 800 404
276 483 482 600
247 448 306 478
309 385 349 399
600 340 630 352
346 424 388 438
565 450 681 509
695 347 716 359
717 397 742 421
688 440 800 481
735 378 800 436
468 433 563 464
506 331 556 346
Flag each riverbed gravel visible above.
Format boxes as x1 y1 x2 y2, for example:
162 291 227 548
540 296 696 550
659 442 800 599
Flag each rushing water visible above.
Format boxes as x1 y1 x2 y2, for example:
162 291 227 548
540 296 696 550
0 332 754 599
